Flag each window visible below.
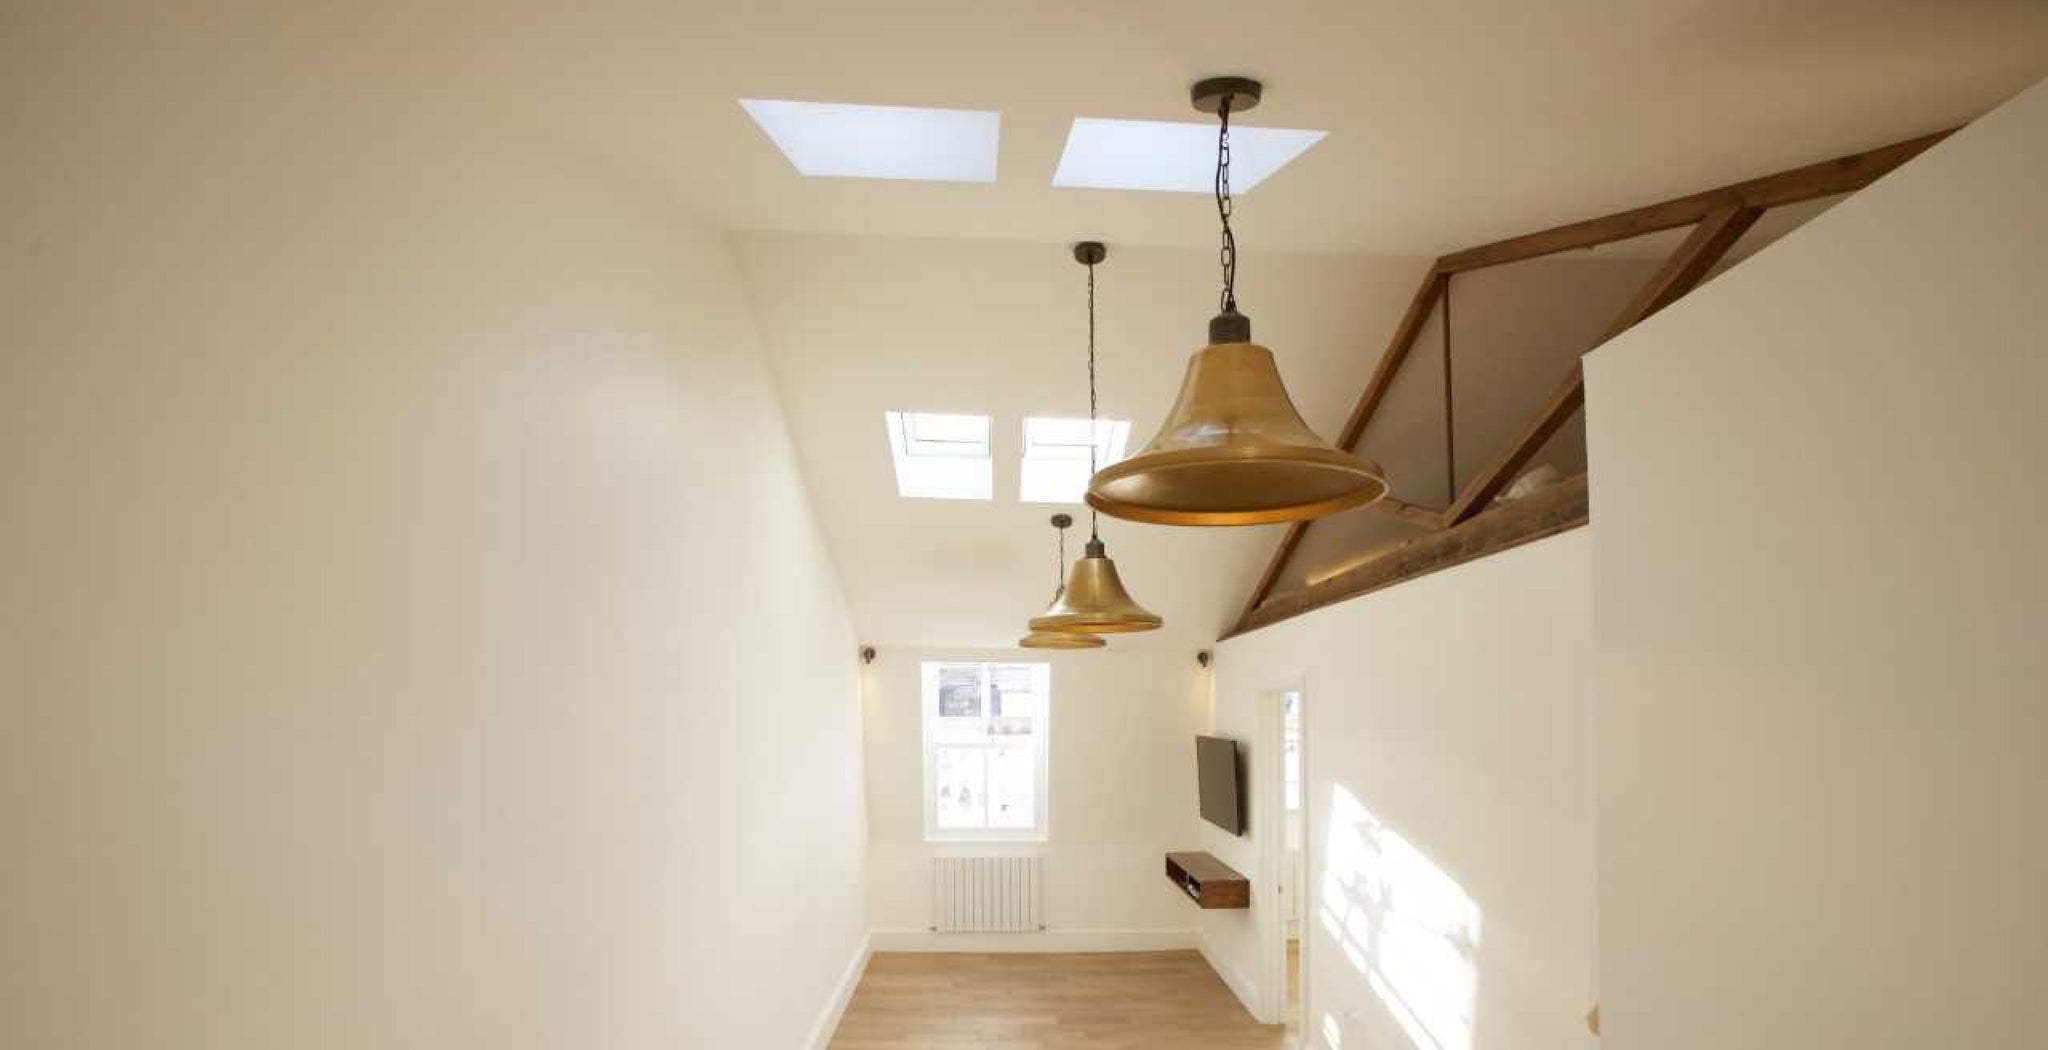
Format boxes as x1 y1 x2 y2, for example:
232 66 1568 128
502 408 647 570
923 661 1050 841
739 99 1000 183
1018 416 1130 504
884 411 993 500
1052 118 1327 194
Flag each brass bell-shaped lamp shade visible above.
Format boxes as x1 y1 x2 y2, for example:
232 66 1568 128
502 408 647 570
1085 330 1388 526
1028 537 1163 635
1087 75 1387 527
1018 629 1107 650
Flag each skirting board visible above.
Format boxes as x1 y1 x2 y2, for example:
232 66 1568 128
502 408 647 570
1200 936 1261 1020
803 932 872 1050
868 929 1200 953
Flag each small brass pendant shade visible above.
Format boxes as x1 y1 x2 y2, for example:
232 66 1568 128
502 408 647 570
1086 336 1388 526
1028 537 1163 635
1018 629 1107 650
1087 75 1387 527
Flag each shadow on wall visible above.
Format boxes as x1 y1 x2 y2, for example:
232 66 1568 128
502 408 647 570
1318 785 1481 1050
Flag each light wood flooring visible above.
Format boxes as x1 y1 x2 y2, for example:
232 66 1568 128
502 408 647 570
827 949 1294 1049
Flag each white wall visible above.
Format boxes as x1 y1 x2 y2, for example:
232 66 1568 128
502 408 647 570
862 647 1207 950
0 19 867 1050
1211 530 1598 1049
1585 79 2048 1049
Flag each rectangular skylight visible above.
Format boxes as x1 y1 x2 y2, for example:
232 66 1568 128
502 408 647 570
1051 118 1326 193
885 411 994 500
741 99 1000 183
1019 416 1130 504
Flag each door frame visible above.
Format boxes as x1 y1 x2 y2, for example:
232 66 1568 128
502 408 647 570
1253 678 1310 1031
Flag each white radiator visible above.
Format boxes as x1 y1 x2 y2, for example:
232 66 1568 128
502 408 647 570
931 856 1043 932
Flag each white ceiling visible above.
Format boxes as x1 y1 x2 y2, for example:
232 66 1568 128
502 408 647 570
384 0 2047 255
144 0 2048 255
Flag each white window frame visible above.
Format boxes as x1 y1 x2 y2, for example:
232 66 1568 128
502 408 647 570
1018 416 1131 504
921 661 1052 843
883 411 994 500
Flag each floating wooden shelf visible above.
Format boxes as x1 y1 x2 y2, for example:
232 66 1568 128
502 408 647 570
1165 851 1249 909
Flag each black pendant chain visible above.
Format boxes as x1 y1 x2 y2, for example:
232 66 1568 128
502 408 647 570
1085 257 1101 541
1215 96 1238 315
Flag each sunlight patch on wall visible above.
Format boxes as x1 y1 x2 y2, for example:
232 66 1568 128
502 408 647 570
1318 785 1481 1050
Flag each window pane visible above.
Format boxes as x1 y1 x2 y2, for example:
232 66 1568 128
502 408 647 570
985 745 1035 829
1019 418 1131 503
1019 456 1092 504
934 747 987 829
886 412 994 500
988 665 1038 737
938 665 983 717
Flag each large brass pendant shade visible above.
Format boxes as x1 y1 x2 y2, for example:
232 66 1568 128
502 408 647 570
1085 76 1386 527
1017 512 1131 646
1085 337 1387 525
1028 536 1163 635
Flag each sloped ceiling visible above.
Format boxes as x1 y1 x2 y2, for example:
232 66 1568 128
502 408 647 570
34 0 2036 647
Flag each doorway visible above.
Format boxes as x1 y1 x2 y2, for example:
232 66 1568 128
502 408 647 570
1254 684 1309 1036
1282 689 1303 1031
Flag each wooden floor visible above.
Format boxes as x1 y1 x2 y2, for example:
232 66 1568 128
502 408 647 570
827 950 1293 1049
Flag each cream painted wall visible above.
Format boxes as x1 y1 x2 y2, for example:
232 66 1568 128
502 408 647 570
1210 530 1598 1049
862 647 1208 949
1 19 867 1050
1585 78 2048 1048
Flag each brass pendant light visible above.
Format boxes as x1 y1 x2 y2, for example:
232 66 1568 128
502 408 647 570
1020 514 1107 650
1086 77 1389 526
1029 242 1163 636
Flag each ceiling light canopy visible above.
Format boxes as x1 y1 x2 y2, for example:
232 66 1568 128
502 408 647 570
740 99 1000 183
1052 118 1326 193
1087 78 1388 526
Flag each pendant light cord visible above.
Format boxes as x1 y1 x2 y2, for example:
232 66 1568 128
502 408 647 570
1086 257 1101 542
1215 97 1238 315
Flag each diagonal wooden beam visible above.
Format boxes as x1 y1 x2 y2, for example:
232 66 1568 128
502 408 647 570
1225 474 1590 640
1434 130 1951 273
1232 268 1449 625
1440 204 1763 526
1224 128 1957 637
1337 269 1451 450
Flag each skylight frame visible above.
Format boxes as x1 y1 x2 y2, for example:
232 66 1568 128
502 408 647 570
1050 117 1328 194
884 411 995 501
1019 416 1131 505
740 99 1002 184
